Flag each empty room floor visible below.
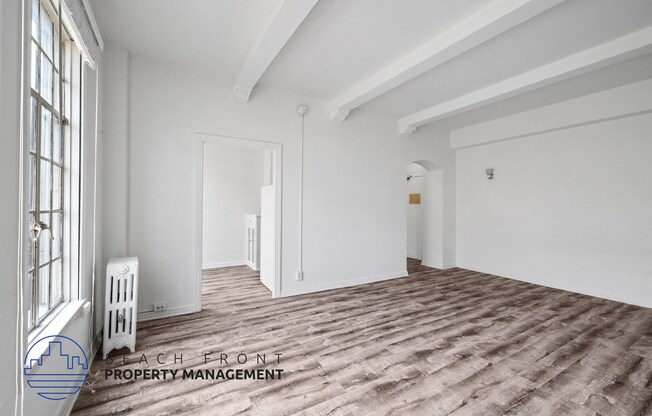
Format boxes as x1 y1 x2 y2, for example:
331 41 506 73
72 260 652 415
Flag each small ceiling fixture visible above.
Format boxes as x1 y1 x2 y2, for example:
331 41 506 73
485 168 494 180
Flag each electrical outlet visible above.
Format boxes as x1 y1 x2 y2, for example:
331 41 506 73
296 271 304 281
153 302 167 312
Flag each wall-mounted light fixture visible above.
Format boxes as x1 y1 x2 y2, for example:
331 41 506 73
485 168 494 180
406 173 425 182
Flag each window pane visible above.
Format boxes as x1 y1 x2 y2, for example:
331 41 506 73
52 212 62 258
38 265 50 319
31 42 39 92
38 213 50 265
53 21 60 69
39 159 51 210
27 271 34 330
28 213 36 270
52 165 62 210
31 0 39 39
50 259 62 306
40 54 53 104
29 0 73 331
40 107 52 159
40 4 53 58
52 116 62 163
53 71 60 112
30 98 37 152
29 155 36 211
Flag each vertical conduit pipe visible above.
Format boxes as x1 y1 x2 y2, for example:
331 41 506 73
297 105 308 273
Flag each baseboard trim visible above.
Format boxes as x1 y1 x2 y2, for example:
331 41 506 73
202 260 246 269
457 263 652 309
421 259 456 270
137 304 197 322
280 270 408 298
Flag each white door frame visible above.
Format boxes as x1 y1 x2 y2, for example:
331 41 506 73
195 133 283 304
406 160 445 269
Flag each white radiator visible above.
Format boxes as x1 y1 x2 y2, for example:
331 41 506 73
103 257 139 359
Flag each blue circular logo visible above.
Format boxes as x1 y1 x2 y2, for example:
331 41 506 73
24 335 89 400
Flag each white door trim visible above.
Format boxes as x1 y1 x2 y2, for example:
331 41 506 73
195 133 283 307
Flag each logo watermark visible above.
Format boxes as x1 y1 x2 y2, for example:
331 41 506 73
23 335 89 401
24 337 286 401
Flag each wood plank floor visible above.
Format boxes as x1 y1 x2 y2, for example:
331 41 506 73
72 260 652 415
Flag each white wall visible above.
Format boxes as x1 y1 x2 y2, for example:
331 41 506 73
0 0 24 412
202 144 264 268
99 46 455 315
421 168 444 269
406 164 424 260
81 63 102 335
100 43 129 263
422 132 457 269
456 110 652 308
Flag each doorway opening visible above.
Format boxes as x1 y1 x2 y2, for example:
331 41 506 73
196 134 282 309
406 160 443 270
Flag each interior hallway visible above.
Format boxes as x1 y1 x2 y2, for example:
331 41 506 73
72 261 652 415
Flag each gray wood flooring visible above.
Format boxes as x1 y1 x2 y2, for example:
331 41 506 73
72 260 652 415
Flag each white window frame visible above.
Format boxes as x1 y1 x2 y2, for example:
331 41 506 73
27 0 83 340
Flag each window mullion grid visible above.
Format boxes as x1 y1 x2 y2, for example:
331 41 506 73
31 92 40 330
48 115 53 311
29 0 66 330
30 0 42 331
54 0 64 309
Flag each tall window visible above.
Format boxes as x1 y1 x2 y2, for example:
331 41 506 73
28 0 80 332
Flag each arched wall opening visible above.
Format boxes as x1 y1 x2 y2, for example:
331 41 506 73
406 160 444 269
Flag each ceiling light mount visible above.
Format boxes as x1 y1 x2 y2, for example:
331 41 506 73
485 168 494 180
297 105 308 115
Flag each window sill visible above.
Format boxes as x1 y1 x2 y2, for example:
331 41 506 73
26 299 89 362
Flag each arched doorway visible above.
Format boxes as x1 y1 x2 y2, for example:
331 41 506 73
406 160 443 269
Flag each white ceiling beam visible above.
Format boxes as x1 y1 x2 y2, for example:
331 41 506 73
329 0 567 120
449 79 652 149
232 0 318 103
398 25 652 134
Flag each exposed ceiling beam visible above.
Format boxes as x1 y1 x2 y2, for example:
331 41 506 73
232 0 318 103
398 25 652 134
329 0 567 120
449 79 652 149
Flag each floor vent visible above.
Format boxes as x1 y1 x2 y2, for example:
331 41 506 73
103 257 139 359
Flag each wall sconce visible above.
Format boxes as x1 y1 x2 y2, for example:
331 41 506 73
485 168 494 180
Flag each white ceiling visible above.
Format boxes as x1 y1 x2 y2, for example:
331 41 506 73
360 0 652 118
90 0 652 131
257 0 495 99
431 51 652 132
89 0 285 77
